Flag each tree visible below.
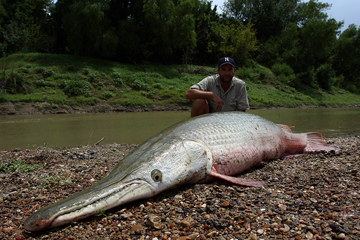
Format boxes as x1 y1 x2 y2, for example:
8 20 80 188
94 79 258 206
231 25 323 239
333 24 360 92
208 21 257 66
63 0 118 58
0 0 53 56
192 0 220 64
223 0 299 41
299 18 340 70
142 0 197 62
296 0 331 27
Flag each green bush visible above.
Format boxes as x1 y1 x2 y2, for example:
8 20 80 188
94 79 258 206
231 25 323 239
64 80 91 97
297 69 317 88
0 94 7 102
271 63 294 76
18 67 29 73
114 78 123 87
34 67 45 74
101 91 113 99
112 72 121 79
58 79 70 89
89 72 98 82
347 84 359 94
153 82 163 89
83 68 90 75
43 69 55 77
1 72 28 94
67 64 76 71
315 63 335 90
237 67 252 80
94 82 104 90
277 74 292 83
36 79 55 88
132 80 149 91
333 75 344 88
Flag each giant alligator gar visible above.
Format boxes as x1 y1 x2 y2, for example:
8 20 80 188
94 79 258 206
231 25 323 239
24 112 338 232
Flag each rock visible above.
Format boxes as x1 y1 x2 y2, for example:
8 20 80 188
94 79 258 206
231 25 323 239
146 215 162 230
306 232 313 239
178 216 195 228
221 201 230 207
130 224 143 234
249 233 257 240
336 233 346 239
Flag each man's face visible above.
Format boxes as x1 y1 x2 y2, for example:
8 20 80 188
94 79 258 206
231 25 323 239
218 64 236 83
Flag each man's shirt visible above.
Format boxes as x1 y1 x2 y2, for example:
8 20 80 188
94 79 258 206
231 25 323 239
190 74 250 112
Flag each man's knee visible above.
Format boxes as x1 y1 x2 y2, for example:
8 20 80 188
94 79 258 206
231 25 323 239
193 98 207 107
191 98 209 117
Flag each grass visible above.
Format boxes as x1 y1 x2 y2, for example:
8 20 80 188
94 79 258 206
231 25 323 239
0 158 41 173
1 53 359 109
37 174 73 189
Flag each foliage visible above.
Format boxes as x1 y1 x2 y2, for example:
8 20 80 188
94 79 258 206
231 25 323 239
252 0 345 89
333 24 360 92
0 158 40 173
0 0 358 96
223 0 299 41
37 174 73 189
0 0 53 55
63 0 118 58
208 22 257 66
0 53 360 111
315 63 335 90
0 68 28 94
142 0 197 61
64 80 92 97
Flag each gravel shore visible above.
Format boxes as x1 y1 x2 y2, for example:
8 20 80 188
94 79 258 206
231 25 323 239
1 136 359 240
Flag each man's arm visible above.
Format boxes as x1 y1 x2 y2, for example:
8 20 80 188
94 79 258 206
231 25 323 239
186 88 223 111
185 88 214 100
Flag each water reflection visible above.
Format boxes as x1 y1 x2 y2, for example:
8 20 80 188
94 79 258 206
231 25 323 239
251 107 359 136
0 107 359 151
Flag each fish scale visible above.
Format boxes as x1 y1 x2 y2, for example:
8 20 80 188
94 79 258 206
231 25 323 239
174 112 286 176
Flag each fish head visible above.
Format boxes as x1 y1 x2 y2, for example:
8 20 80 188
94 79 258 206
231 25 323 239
102 136 213 199
24 137 212 232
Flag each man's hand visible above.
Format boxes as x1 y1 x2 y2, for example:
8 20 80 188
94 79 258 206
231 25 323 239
186 88 223 111
212 93 223 111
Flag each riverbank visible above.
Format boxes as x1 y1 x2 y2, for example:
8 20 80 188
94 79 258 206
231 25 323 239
0 101 191 115
1 53 360 116
1 101 360 116
1 136 359 239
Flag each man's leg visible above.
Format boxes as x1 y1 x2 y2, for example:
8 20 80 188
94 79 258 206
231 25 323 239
191 98 209 117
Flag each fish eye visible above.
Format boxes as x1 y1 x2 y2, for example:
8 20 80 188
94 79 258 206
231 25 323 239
151 169 162 182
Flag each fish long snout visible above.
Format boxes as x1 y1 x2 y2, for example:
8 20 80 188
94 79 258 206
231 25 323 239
24 180 155 232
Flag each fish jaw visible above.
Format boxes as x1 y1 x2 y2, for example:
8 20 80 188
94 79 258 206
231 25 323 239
24 137 213 232
24 180 156 232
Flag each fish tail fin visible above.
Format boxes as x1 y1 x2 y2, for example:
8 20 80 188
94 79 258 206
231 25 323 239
277 124 294 133
304 132 340 152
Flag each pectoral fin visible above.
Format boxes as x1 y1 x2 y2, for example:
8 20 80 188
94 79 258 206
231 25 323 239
209 168 264 187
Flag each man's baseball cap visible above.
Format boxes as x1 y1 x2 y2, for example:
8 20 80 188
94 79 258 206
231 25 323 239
218 57 236 68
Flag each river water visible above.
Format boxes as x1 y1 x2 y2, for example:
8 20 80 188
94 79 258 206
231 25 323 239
0 107 359 151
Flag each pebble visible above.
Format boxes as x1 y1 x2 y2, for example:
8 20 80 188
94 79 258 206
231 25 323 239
1 137 359 239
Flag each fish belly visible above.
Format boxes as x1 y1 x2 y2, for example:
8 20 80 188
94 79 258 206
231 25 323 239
177 112 293 176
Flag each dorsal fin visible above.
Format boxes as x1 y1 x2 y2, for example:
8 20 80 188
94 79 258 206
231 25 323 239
277 124 294 133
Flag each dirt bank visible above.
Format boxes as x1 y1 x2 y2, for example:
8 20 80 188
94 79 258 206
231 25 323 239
0 102 191 115
1 136 359 239
1 101 359 116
